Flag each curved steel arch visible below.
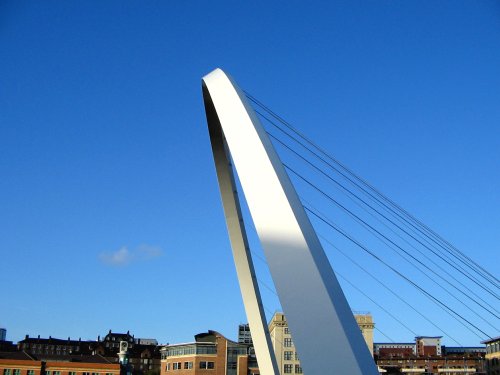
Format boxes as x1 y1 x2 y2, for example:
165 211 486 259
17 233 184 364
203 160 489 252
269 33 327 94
202 68 378 375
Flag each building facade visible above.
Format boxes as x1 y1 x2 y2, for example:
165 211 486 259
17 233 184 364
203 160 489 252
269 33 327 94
482 336 500 375
0 329 6 342
0 352 120 375
375 337 486 374
237 325 252 346
160 331 258 375
374 343 416 357
14 332 160 375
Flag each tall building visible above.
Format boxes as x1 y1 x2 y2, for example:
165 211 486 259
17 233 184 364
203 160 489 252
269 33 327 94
160 331 258 375
0 329 6 342
416 336 442 357
268 312 375 374
237 324 252 345
353 313 375 357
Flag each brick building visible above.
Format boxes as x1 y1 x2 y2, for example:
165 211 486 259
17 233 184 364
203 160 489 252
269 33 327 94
92 331 160 375
14 332 160 375
160 331 258 375
375 337 486 374
0 352 120 375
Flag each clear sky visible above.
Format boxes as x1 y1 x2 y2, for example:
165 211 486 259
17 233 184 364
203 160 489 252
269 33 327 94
0 1 498 347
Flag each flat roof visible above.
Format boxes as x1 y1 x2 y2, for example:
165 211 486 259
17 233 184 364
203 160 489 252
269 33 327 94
481 336 500 344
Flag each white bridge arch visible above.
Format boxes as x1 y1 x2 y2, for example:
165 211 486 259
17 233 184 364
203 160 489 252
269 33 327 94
202 68 378 375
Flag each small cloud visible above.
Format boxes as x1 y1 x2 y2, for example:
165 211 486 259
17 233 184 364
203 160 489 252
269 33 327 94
99 244 163 267
99 246 132 266
137 244 163 259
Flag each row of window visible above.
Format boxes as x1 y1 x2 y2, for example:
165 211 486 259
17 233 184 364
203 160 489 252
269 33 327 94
486 342 500 354
22 345 80 351
283 364 302 374
3 370 24 375
166 362 215 370
162 346 217 358
283 351 299 361
166 362 214 371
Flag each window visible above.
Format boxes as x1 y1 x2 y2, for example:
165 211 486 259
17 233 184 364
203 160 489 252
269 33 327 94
284 364 293 373
183 362 192 370
284 351 293 361
172 363 181 370
4 370 12 375
54 372 61 375
46 372 51 375
295 365 303 374
284 327 289 334
199 362 215 370
91 372 99 375
28 371 35 375
295 352 299 361
166 364 170 371
13 370 20 375
284 338 293 347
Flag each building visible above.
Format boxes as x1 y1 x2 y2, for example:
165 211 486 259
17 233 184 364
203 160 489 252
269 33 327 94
0 352 43 375
443 347 486 356
268 312 375 374
0 329 15 352
237 325 252 345
354 313 375 357
160 331 258 375
0 351 120 375
15 332 160 375
375 336 486 374
17 335 94 356
416 336 442 357
0 329 6 342
374 343 416 357
92 331 161 375
482 336 500 375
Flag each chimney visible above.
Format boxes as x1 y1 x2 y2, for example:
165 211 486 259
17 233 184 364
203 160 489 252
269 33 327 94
25 335 29 340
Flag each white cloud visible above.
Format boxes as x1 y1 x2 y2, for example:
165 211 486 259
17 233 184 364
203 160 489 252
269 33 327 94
99 246 132 266
99 244 163 267
137 244 163 259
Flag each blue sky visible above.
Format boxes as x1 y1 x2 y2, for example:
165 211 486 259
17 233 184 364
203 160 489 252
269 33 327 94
0 1 498 347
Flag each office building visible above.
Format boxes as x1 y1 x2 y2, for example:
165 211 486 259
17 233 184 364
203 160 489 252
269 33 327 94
160 330 258 375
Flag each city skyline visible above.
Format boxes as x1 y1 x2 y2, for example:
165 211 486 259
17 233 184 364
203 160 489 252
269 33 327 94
1 1 498 347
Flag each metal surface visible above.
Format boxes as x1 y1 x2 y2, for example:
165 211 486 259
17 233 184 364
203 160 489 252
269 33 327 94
202 68 379 375
203 72 280 375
